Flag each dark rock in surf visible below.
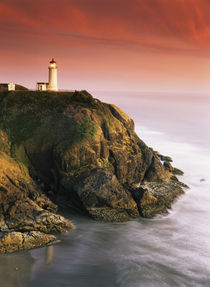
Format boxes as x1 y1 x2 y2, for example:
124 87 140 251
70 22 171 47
75 169 139 222
138 182 184 218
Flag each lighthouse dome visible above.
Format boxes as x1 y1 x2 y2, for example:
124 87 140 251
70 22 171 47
50 58 56 64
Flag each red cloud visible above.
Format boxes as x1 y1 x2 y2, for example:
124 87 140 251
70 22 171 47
1 0 210 53
0 2 40 29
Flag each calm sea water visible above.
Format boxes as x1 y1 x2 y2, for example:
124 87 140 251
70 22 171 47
1 92 210 287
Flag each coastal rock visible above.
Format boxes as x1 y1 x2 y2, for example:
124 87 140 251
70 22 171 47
0 231 56 254
0 150 74 253
75 169 139 221
164 161 184 176
138 183 184 218
172 167 184 176
5 198 74 233
143 155 172 183
0 90 187 242
157 153 173 162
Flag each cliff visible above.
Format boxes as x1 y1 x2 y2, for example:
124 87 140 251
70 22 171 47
0 90 186 253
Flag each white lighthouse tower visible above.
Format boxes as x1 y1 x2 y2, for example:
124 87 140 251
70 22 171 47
48 58 58 91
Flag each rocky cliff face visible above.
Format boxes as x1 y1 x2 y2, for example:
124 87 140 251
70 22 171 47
0 90 186 252
0 151 74 253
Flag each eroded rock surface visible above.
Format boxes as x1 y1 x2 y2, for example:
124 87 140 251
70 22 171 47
0 151 74 253
0 231 56 254
138 183 184 218
75 169 139 221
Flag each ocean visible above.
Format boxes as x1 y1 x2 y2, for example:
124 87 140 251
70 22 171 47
1 92 210 287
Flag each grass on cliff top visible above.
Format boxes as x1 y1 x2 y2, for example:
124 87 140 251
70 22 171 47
0 90 98 158
0 90 96 111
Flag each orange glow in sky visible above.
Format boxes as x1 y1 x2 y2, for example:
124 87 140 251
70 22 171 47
0 0 210 93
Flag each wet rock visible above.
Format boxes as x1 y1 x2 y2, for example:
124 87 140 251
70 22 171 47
75 169 139 221
5 198 75 233
164 162 184 176
138 183 184 218
0 231 56 254
0 152 75 253
172 168 184 176
163 161 174 171
157 153 173 162
144 156 172 183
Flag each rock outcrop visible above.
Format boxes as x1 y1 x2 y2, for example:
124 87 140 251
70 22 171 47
0 151 74 253
0 90 187 253
75 169 139 222
0 231 56 254
135 182 184 218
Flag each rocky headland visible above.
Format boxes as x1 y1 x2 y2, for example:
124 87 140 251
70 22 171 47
0 90 187 253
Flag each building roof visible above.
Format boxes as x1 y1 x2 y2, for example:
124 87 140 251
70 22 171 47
0 83 10 87
50 58 56 64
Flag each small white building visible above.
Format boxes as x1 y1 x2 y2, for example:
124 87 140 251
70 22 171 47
0 83 16 91
8 82 16 91
36 82 48 91
37 58 58 91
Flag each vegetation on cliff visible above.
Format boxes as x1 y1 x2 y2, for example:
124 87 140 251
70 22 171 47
0 90 186 253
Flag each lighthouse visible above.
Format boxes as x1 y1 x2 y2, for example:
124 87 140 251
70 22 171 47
36 58 59 91
48 58 58 91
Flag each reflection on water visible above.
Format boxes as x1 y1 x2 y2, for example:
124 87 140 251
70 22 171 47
1 92 210 287
45 246 54 265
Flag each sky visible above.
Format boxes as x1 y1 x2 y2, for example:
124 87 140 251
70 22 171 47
0 0 210 93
